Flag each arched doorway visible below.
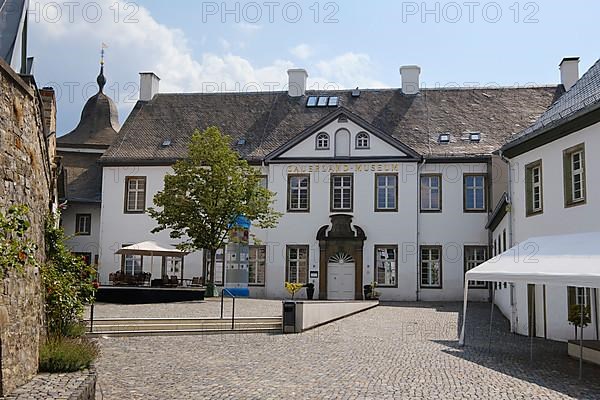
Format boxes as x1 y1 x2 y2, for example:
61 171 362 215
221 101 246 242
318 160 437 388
317 214 366 300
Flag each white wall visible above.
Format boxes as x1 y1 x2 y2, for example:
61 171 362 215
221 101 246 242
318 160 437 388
280 119 406 159
507 120 600 341
99 166 204 284
419 163 490 301
62 203 101 264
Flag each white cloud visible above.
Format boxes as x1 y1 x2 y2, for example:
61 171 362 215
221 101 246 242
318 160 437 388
316 53 387 89
290 43 313 60
29 0 386 134
236 22 263 34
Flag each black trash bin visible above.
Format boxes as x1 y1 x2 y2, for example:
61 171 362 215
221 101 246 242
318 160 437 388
282 301 297 333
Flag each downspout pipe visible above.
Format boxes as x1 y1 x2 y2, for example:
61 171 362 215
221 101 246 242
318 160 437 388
416 158 426 301
498 151 513 247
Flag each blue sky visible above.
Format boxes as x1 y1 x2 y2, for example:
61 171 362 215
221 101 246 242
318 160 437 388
27 0 600 135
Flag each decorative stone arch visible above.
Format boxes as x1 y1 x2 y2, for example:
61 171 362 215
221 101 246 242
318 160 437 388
317 214 366 300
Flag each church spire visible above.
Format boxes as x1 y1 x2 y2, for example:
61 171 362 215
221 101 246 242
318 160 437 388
97 44 107 93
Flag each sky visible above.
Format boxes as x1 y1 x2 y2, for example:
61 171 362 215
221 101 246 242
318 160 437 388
26 0 600 135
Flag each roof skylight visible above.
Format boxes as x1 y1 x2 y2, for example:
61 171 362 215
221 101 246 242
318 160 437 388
469 132 481 142
306 96 318 107
438 133 450 143
328 96 339 106
317 96 329 107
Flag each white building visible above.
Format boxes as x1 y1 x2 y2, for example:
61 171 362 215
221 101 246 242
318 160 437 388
490 57 600 342
95 64 566 302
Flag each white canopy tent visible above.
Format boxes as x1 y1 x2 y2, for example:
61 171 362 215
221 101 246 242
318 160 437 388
115 241 190 281
459 231 600 378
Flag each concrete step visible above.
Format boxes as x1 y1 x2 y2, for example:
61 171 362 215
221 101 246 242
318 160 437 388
85 317 282 336
87 327 282 337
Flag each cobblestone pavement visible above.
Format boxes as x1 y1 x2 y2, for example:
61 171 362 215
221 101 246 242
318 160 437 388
94 302 600 399
85 298 282 319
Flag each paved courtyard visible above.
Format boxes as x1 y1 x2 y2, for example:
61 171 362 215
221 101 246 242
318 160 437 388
94 301 600 399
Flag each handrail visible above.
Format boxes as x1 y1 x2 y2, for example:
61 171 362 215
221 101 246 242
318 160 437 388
220 288 236 330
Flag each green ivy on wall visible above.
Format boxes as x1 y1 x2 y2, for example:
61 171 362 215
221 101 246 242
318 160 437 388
0 205 38 279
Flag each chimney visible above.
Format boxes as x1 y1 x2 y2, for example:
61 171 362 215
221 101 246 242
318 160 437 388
559 57 580 91
400 65 421 95
139 72 160 101
287 68 308 97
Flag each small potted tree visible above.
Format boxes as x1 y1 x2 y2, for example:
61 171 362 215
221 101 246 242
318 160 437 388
304 282 315 300
568 303 591 339
285 282 304 300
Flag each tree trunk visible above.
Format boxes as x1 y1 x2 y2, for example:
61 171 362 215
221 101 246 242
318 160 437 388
209 250 216 286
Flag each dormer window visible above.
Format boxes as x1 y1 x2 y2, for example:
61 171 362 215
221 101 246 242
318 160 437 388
316 133 330 150
438 133 450 144
356 132 370 149
469 132 481 142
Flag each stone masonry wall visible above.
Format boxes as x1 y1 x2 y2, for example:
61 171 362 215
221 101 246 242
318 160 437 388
0 59 53 396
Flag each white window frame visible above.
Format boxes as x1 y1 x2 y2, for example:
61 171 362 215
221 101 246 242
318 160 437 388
376 174 397 211
315 133 329 150
288 175 309 211
420 175 441 211
571 150 584 202
375 245 397 287
75 214 91 235
249 245 266 286
287 246 308 284
531 165 542 212
420 246 442 288
465 246 487 288
331 174 353 211
125 177 146 213
464 175 486 211
355 132 370 149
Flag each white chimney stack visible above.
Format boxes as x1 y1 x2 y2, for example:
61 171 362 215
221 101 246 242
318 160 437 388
139 72 161 101
287 68 308 97
559 57 580 91
400 65 421 95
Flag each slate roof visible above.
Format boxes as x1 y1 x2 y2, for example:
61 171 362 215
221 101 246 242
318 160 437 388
58 66 120 148
0 0 26 64
58 152 103 203
58 66 120 202
502 58 600 153
101 86 561 165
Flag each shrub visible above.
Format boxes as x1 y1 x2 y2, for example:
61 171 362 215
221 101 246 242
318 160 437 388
39 337 98 373
43 216 96 336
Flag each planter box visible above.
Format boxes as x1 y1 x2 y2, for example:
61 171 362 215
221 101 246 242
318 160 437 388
568 340 600 366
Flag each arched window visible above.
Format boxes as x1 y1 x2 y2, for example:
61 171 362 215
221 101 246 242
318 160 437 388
315 133 330 150
356 132 370 149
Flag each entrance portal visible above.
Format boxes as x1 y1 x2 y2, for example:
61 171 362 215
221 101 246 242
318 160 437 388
327 252 355 300
317 214 366 300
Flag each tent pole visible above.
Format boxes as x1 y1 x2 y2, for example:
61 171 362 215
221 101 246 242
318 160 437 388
594 288 599 341
459 278 469 346
529 288 533 363
579 293 584 380
488 284 495 353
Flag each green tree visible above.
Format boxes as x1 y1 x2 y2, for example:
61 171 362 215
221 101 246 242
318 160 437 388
148 127 281 294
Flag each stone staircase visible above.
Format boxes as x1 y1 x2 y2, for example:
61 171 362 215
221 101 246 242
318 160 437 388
86 316 282 337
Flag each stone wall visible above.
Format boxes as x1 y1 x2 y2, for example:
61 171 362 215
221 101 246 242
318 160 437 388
0 58 55 396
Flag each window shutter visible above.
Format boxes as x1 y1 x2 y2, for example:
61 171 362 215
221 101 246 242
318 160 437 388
567 286 576 309
525 167 533 215
563 151 573 206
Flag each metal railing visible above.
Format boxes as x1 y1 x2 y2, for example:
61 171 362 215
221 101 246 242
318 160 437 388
220 288 236 330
